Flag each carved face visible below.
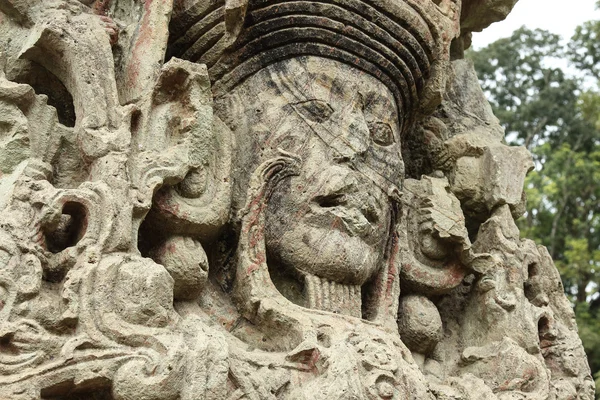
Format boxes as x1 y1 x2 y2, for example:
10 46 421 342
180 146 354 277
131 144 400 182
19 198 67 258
218 57 404 286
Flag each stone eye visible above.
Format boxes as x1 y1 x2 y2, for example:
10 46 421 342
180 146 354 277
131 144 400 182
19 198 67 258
293 99 334 123
368 122 395 146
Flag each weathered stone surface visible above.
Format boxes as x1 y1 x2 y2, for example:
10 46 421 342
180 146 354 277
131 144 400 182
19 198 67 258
461 0 520 32
0 0 593 399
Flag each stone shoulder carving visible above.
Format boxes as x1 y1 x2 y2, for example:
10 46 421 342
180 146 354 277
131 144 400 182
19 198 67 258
0 0 593 399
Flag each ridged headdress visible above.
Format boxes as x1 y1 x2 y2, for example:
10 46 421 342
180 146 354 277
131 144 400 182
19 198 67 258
168 0 461 130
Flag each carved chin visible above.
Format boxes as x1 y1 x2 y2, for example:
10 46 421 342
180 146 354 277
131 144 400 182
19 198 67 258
265 224 381 286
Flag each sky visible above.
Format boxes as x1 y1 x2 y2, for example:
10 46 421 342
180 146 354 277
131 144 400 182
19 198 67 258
471 0 600 49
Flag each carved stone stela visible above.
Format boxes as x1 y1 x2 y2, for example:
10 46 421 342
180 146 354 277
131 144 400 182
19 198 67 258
0 0 593 399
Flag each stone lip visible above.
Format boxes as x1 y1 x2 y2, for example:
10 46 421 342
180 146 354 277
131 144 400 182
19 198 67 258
461 0 520 32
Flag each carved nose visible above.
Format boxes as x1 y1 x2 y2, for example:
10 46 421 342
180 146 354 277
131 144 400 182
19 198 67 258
318 166 360 195
330 111 370 163
314 166 382 224
347 112 371 154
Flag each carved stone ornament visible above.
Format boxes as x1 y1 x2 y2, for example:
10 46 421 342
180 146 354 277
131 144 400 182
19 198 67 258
0 0 594 399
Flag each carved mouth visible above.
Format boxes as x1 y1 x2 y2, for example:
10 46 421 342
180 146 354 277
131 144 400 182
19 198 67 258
310 193 379 237
314 193 348 208
314 193 379 222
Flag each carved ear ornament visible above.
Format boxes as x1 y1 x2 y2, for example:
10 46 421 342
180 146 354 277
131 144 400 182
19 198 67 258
233 151 302 317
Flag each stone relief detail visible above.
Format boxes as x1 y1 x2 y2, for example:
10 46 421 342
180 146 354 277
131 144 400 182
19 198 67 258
0 0 594 399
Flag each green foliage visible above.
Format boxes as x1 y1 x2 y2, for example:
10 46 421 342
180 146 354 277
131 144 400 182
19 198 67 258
577 302 600 375
570 20 600 80
469 28 595 151
470 23 600 394
580 90 600 130
523 143 600 286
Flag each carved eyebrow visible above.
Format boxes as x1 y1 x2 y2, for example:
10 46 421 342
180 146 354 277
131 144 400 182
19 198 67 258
290 101 351 147
291 99 335 124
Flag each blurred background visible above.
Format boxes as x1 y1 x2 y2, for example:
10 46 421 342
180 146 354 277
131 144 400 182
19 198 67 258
468 0 600 395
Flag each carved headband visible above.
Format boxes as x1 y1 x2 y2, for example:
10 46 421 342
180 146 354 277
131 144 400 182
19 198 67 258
168 0 460 131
